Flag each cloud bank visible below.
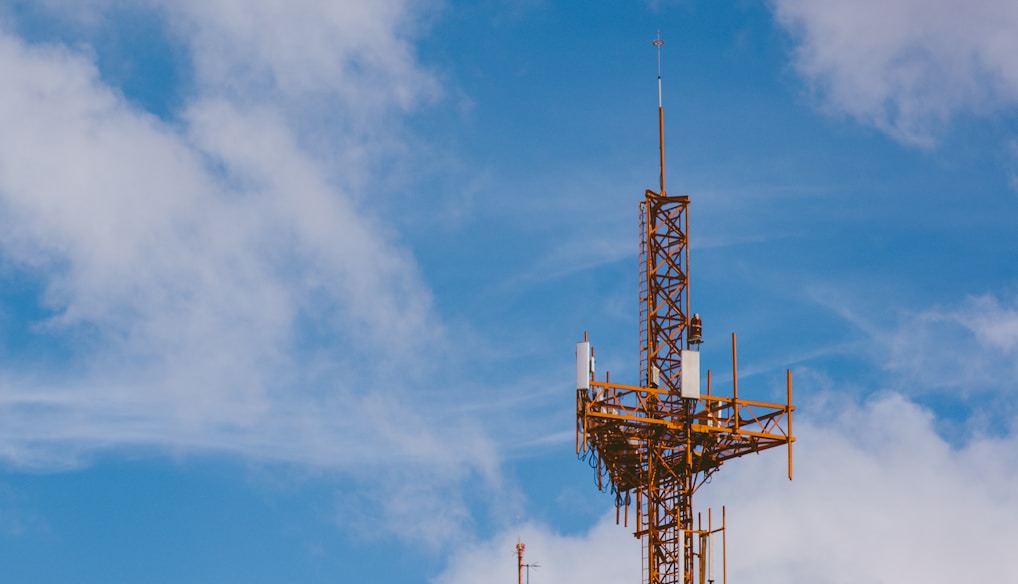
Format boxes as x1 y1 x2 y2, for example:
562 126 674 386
440 391 1018 583
718 391 1018 582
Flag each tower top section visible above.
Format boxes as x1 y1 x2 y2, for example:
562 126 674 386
653 33 667 195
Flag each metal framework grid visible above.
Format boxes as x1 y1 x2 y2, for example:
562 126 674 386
576 189 796 584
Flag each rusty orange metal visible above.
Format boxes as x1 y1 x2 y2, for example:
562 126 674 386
576 78 795 582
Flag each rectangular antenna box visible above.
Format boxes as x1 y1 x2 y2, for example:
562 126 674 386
576 341 591 390
680 350 700 398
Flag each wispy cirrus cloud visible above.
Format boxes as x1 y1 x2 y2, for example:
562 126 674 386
881 294 1018 411
813 288 1018 397
1008 138 1018 194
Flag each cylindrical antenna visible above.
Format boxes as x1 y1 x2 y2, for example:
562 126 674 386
652 32 666 195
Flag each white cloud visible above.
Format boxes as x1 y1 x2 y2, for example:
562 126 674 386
164 0 439 109
0 2 499 544
773 0 1018 144
713 391 1018 583
0 26 431 382
19 0 438 109
436 514 640 584
440 392 1018 583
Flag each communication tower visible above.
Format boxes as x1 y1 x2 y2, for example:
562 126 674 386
516 539 538 584
575 35 795 584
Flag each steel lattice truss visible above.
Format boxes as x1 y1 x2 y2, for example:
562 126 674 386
576 190 795 584
641 191 690 393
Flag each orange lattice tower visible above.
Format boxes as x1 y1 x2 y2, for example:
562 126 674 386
575 35 795 584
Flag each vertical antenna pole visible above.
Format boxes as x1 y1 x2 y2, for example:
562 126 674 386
731 333 739 433
722 507 727 584
708 508 715 584
653 33 666 195
697 512 704 584
787 369 794 480
516 540 525 584
685 199 690 341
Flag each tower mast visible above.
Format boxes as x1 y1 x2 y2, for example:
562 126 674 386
575 36 796 584
654 32 666 195
517 540 525 584
516 538 538 584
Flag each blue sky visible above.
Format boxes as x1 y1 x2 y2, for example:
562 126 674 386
1 0 1017 582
